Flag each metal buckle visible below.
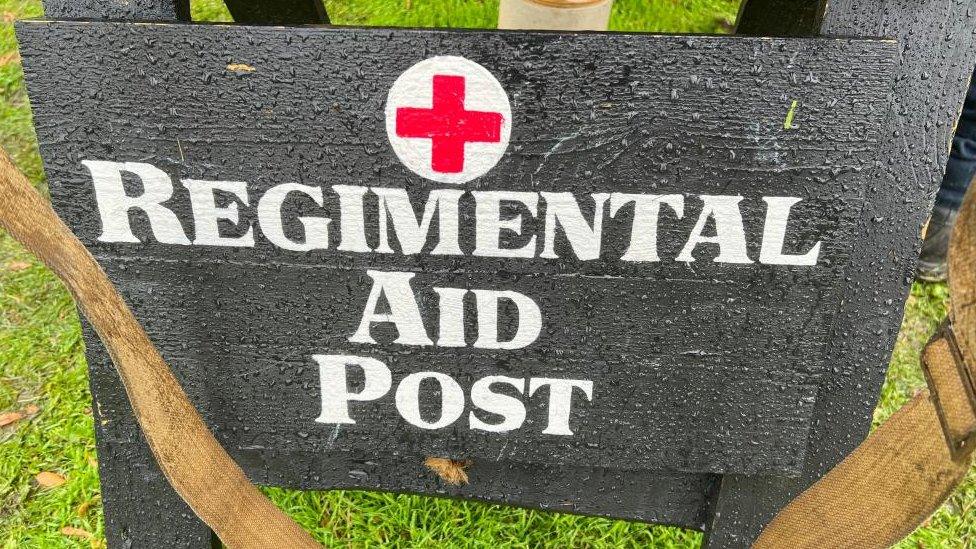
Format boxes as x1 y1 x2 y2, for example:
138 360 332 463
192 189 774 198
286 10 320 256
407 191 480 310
921 319 976 460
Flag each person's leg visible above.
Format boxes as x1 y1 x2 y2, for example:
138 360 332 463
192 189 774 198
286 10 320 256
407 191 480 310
938 76 976 211
919 67 976 281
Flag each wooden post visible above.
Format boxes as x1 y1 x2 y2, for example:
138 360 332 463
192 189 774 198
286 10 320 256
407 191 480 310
734 0 826 36
498 0 612 31
222 0 330 25
41 0 190 20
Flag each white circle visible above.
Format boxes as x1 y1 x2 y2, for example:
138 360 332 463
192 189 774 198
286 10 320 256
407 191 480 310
385 56 512 184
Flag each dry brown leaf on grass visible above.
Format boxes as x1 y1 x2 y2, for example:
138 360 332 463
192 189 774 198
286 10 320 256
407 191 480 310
61 526 94 539
5 260 31 271
0 404 41 428
35 471 66 488
76 495 100 517
0 51 20 68
0 411 24 427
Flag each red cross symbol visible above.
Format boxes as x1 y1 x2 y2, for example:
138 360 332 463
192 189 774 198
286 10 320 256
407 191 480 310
395 75 505 174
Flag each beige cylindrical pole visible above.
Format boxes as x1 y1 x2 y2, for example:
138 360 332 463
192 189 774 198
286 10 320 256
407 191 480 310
498 0 613 31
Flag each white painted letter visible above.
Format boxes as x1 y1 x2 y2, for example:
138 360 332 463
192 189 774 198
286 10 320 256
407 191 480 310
676 195 752 263
472 191 539 258
472 289 542 350
333 185 371 253
314 354 392 424
540 192 610 260
372 187 463 255
433 287 467 347
349 270 433 346
257 183 331 251
82 160 190 245
469 376 527 433
395 371 465 429
759 197 821 266
529 378 594 436
181 179 254 247
610 193 684 262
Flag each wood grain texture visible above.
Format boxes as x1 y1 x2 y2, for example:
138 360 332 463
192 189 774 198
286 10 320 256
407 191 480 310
707 1 976 546
17 21 895 475
41 0 189 21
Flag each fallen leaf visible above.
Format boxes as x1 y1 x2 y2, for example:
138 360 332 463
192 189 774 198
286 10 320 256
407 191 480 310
423 457 472 485
87 455 98 469
0 51 20 68
76 495 100 517
226 63 255 73
76 500 92 517
0 411 24 427
61 526 93 539
36 471 66 488
22 404 40 416
5 260 31 271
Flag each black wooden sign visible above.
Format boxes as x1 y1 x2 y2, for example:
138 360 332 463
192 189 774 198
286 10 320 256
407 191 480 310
18 20 897 534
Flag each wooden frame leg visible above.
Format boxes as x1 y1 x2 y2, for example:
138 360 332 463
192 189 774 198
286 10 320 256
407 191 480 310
85 328 215 548
220 0 329 24
40 0 190 20
734 0 826 36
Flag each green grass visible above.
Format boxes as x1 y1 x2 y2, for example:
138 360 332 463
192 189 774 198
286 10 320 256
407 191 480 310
0 0 972 546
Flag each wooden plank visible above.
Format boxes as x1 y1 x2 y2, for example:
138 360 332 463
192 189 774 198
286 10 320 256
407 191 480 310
17 20 901 545
41 0 189 21
243 447 719 529
222 0 329 25
706 0 976 546
18 20 895 475
734 0 827 36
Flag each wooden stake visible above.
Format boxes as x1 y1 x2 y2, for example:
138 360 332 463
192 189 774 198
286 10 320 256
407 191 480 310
498 0 613 31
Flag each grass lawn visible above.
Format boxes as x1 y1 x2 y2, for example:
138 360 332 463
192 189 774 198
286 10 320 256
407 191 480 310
1 0 973 546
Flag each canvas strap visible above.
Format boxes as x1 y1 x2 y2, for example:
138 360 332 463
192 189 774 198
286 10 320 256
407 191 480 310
1 120 974 548
0 149 319 548
755 182 976 548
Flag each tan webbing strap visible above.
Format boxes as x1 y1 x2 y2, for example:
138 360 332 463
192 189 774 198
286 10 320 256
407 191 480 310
0 149 318 548
753 358 974 548
755 184 976 547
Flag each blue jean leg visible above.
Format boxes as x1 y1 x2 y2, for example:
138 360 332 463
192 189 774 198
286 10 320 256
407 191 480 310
935 67 976 212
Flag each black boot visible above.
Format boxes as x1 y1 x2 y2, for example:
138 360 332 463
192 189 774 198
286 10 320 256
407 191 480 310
918 205 959 282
